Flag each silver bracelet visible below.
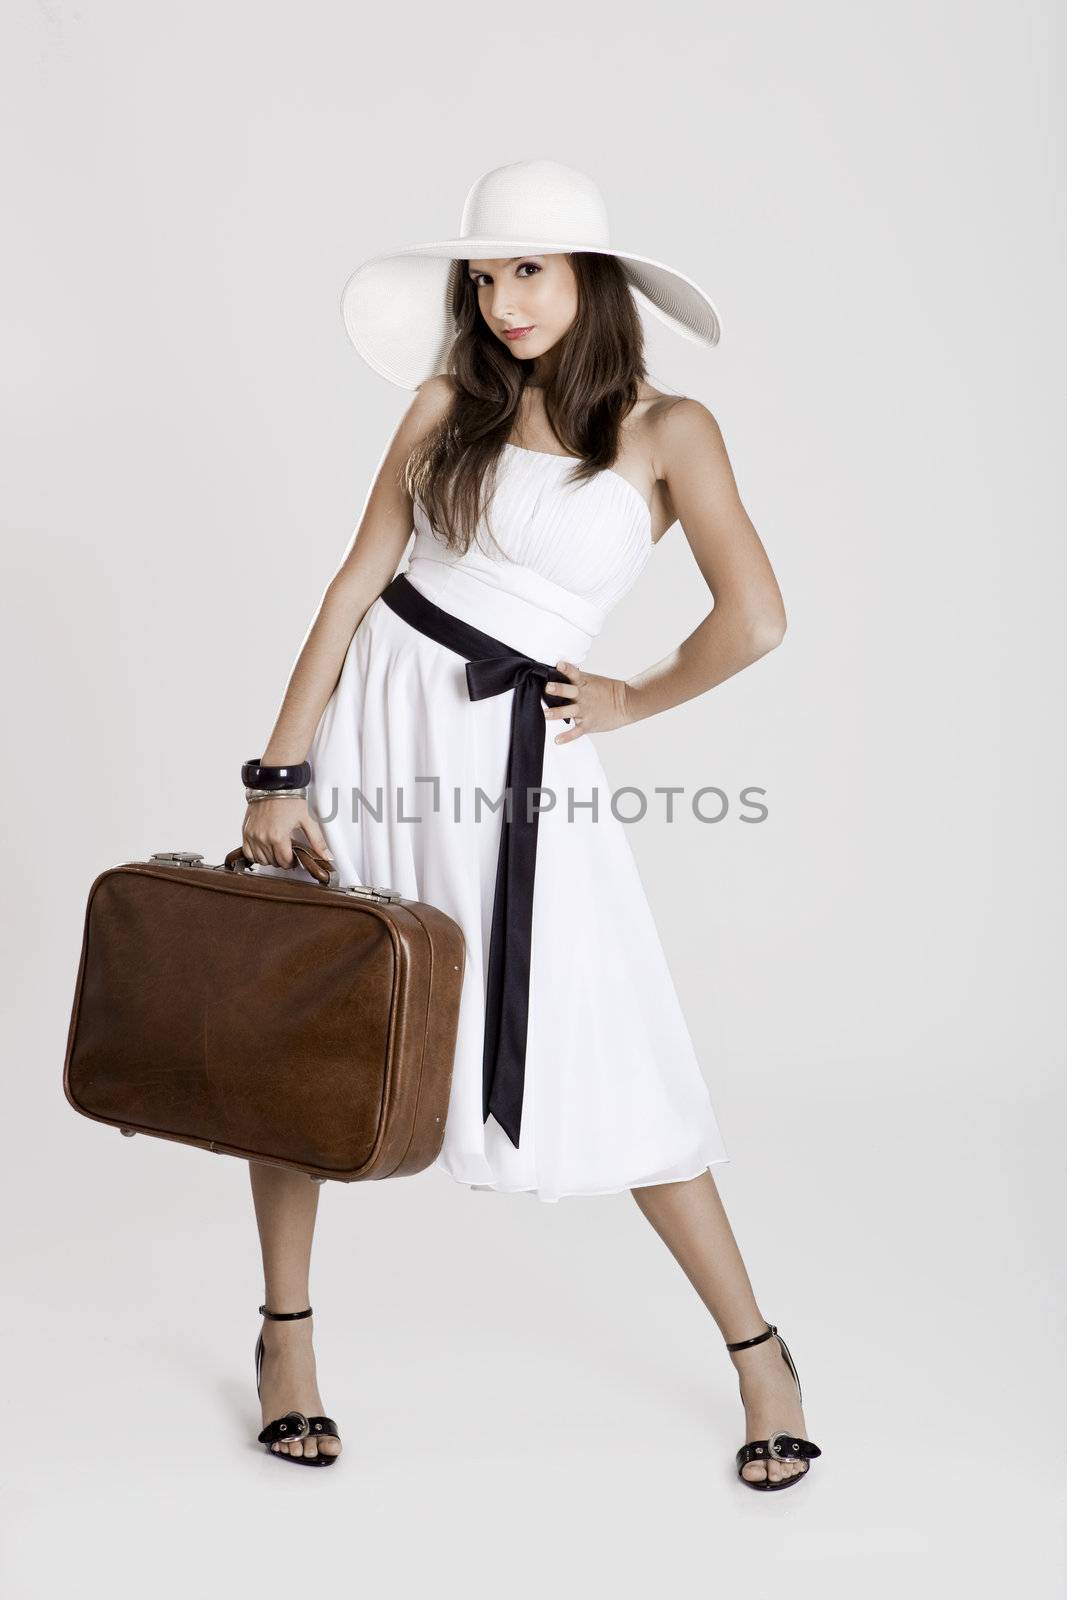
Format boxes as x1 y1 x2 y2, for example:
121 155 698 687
245 786 308 801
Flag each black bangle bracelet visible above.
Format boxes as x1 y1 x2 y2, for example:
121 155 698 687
241 756 312 790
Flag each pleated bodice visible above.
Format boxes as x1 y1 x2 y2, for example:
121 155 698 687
407 443 654 641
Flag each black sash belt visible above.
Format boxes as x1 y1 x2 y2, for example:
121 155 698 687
378 572 575 1149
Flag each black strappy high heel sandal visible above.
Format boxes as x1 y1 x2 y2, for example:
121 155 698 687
255 1303 341 1467
725 1322 821 1491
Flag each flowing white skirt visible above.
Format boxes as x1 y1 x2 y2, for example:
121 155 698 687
269 551 729 1203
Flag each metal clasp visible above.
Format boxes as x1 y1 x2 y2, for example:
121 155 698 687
149 852 205 867
343 883 403 903
276 1412 310 1441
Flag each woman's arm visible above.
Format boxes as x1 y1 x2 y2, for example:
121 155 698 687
241 376 452 866
544 397 788 746
621 398 787 725
256 377 453 768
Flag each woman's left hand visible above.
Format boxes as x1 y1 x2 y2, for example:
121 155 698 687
542 661 631 743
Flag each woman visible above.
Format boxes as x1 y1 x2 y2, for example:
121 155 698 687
243 159 821 1489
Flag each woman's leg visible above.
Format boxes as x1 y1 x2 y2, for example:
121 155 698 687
630 1169 807 1483
249 1162 341 1459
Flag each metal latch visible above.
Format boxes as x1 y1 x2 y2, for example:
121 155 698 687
149 851 205 867
343 883 403 903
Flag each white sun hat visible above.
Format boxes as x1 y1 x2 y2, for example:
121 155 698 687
339 158 723 390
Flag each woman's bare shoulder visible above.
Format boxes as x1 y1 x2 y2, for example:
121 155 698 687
391 374 457 457
622 386 717 474
409 373 456 428
628 384 712 437
645 393 727 473
639 387 718 430
418 372 457 406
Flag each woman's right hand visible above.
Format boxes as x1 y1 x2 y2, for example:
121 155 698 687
241 794 334 869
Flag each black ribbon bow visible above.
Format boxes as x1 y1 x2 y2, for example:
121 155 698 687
378 573 574 1147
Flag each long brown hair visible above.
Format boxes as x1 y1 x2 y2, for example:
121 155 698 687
403 252 649 555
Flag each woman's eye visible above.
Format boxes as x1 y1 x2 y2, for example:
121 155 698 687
471 262 540 287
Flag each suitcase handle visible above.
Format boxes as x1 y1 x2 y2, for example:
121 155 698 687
223 841 335 886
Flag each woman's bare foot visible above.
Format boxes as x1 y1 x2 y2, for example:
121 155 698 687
729 1332 809 1485
258 1312 342 1460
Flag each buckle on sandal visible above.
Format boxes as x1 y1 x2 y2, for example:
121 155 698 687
767 1431 794 1460
276 1412 310 1441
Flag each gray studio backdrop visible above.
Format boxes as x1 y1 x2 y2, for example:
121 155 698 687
2 2 1063 1597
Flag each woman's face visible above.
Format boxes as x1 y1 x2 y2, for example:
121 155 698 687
466 253 578 362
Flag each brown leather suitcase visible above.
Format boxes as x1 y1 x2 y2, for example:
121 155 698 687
62 843 466 1183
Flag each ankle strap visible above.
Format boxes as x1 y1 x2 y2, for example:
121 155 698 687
259 1303 313 1320
726 1321 777 1351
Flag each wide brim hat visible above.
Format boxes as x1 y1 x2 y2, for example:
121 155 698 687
340 159 723 390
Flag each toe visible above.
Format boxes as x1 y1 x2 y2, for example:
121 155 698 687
741 1460 768 1484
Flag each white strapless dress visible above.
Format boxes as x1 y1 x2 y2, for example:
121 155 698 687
302 444 730 1202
